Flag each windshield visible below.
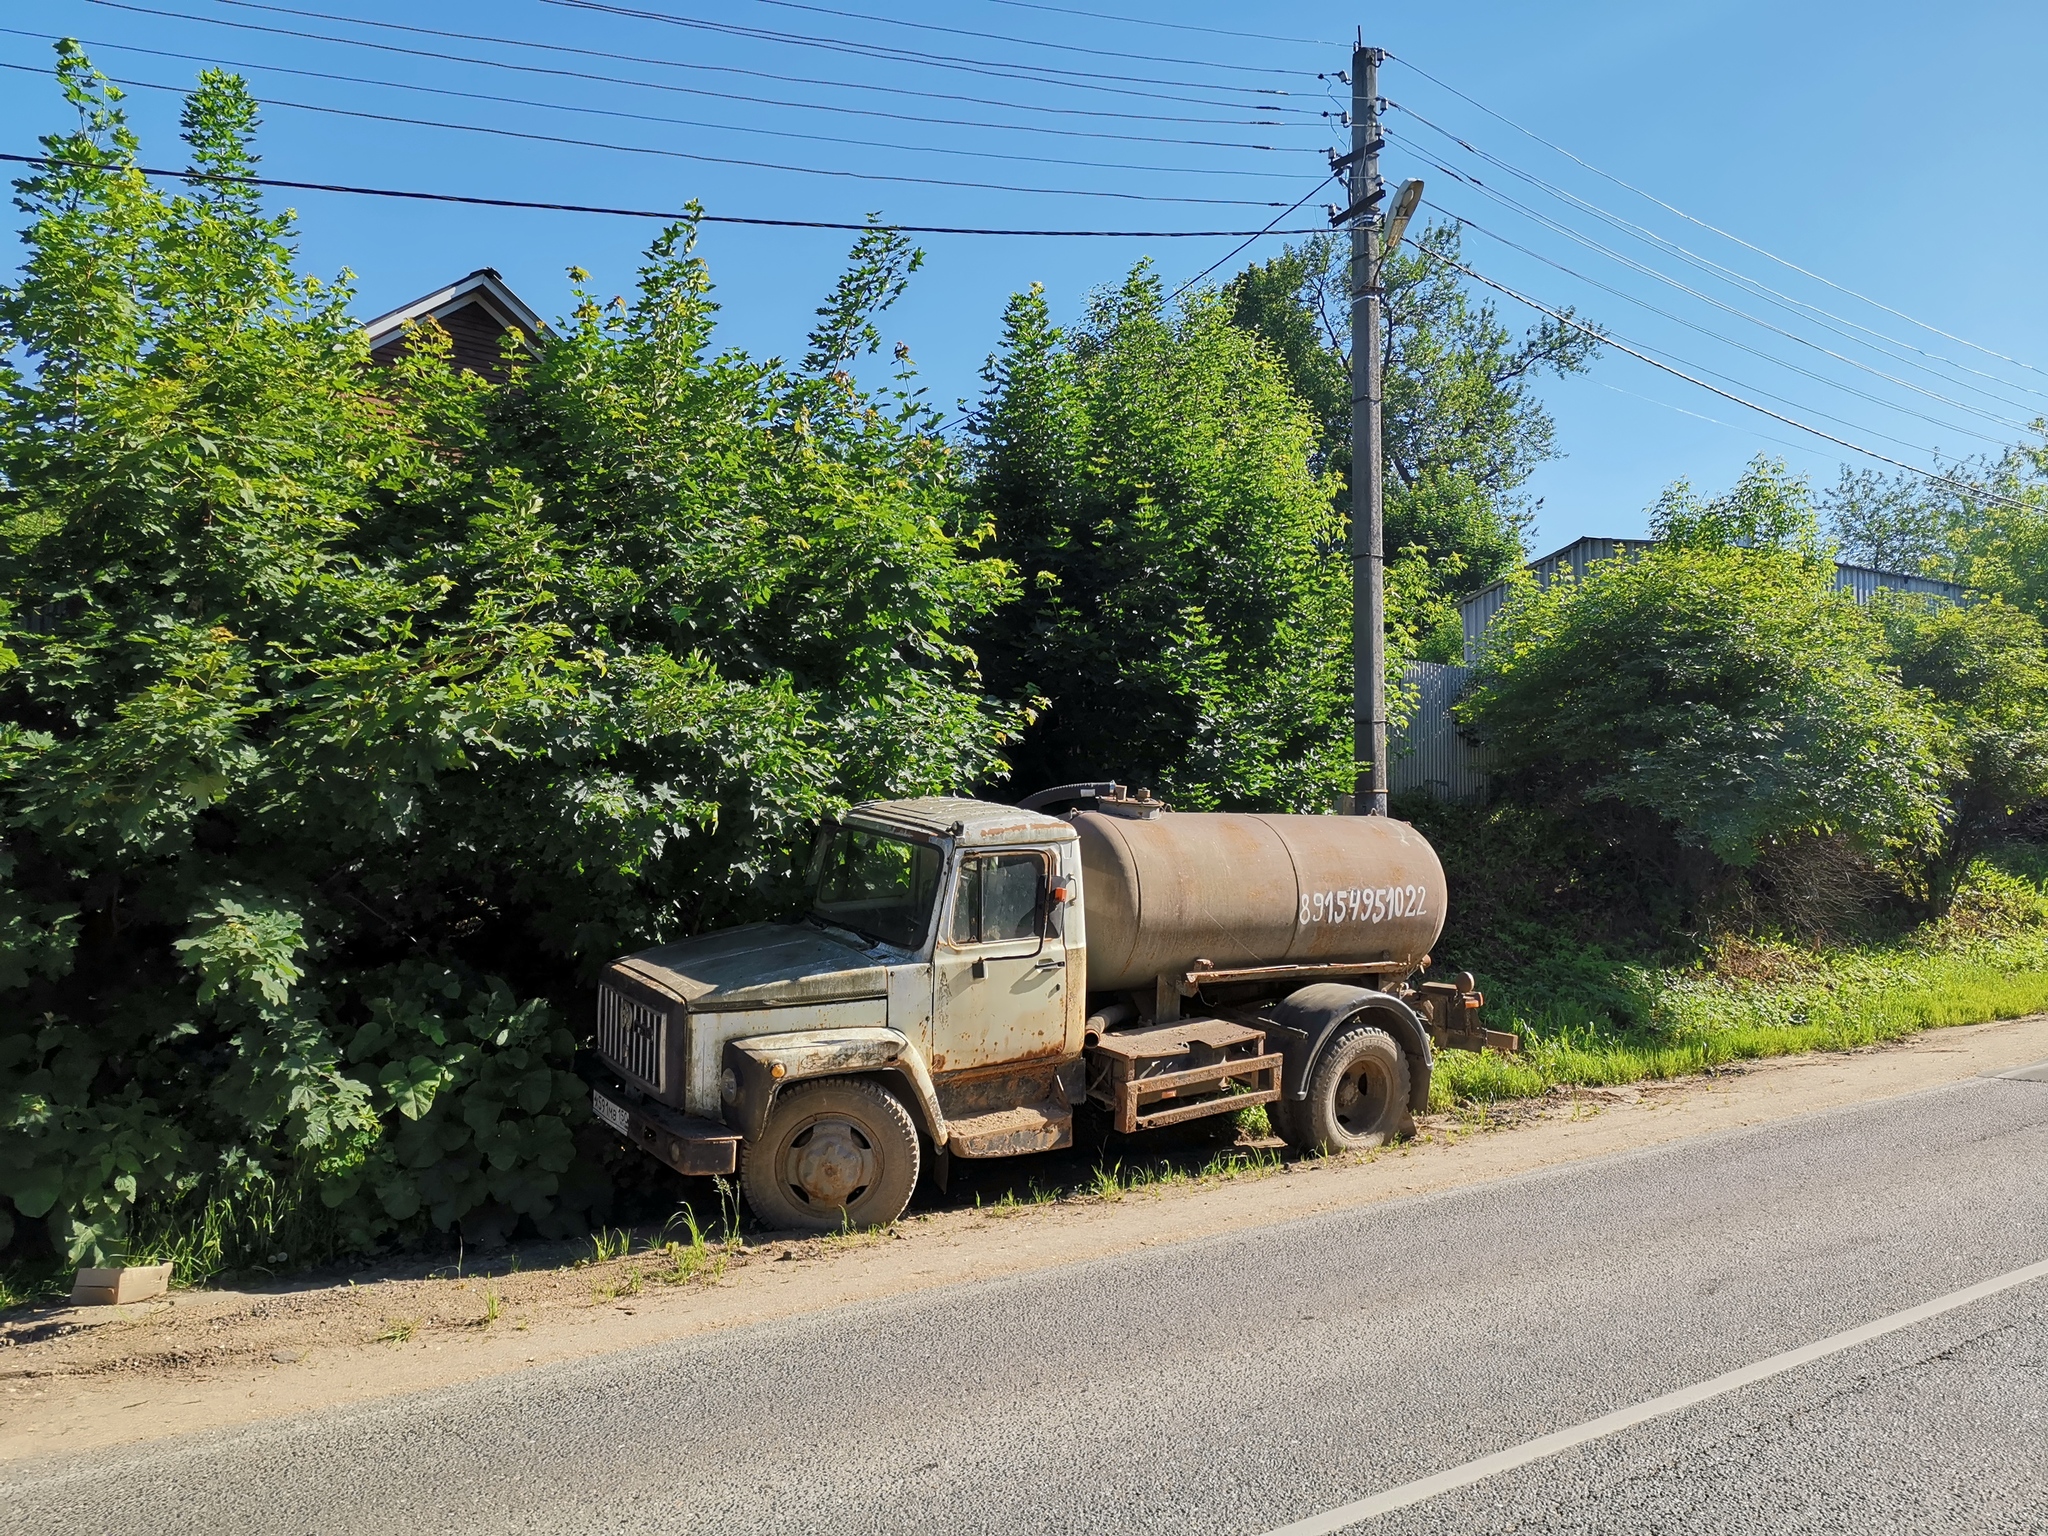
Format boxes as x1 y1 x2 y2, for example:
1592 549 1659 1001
808 826 943 950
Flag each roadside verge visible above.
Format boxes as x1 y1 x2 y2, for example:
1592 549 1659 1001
6 1011 2046 1464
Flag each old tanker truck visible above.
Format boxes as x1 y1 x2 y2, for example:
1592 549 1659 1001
586 785 1502 1231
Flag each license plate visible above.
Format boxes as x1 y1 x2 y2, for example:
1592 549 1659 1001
591 1090 632 1137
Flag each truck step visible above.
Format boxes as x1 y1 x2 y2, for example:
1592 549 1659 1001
1087 1019 1283 1135
945 1100 1073 1159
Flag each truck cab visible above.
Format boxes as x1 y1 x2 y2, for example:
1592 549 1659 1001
590 799 1088 1230
589 792 1496 1232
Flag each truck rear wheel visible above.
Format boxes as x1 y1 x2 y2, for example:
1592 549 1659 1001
1294 1023 1410 1154
739 1077 921 1234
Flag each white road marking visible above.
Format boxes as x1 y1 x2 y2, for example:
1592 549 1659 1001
1262 1256 2048 1535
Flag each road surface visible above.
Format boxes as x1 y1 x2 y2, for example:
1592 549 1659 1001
8 1061 2046 1534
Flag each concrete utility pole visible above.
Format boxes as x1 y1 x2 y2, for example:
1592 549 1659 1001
1344 42 1388 814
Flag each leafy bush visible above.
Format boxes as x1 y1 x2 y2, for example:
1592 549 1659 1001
0 52 1017 1274
1459 459 1948 877
1873 592 2048 908
968 268 1359 809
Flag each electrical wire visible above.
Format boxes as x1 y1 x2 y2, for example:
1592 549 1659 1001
1166 173 1338 302
980 0 1339 49
1597 381 1827 462
12 28 1309 181
0 59 1290 205
1397 141 2032 442
1389 48 2048 381
537 0 1326 113
113 0 1313 138
1420 199 2013 452
0 149 1332 236
742 0 1322 79
1389 98 2048 412
1424 245 2032 510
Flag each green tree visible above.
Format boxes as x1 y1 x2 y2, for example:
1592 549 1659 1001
967 267 1360 810
0 49 1017 1271
1460 460 1948 879
1873 592 2048 909
1824 430 2048 618
1226 225 1600 604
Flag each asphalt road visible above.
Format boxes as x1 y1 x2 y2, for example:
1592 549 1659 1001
10 1064 2048 1535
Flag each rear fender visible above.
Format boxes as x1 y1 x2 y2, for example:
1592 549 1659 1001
1268 983 1433 1119
722 1027 945 1144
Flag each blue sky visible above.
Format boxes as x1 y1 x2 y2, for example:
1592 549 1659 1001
5 0 2046 555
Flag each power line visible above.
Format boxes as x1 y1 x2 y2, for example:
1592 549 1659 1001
1167 174 1336 302
537 0 1326 114
114 0 1313 138
1389 48 2048 383
1425 245 2033 511
0 59 1290 205
0 149 1331 236
742 0 1322 79
1397 142 2031 443
1422 200 2012 454
980 0 1339 49
13 28 1309 182
1389 98 2048 413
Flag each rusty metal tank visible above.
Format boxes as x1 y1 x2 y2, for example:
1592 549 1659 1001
1073 807 1447 992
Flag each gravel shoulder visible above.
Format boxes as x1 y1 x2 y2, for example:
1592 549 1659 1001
7 1012 2047 1465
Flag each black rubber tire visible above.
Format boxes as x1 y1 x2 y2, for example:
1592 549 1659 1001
739 1077 921 1234
1298 1023 1411 1154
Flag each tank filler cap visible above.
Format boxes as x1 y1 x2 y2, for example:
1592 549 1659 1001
1095 784 1168 820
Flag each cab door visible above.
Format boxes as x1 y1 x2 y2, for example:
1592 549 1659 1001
930 848 1068 1075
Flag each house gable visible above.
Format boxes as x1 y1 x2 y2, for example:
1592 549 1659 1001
362 268 545 383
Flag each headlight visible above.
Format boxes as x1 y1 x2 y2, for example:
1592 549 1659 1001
720 1066 739 1102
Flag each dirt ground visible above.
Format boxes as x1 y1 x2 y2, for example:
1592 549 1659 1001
7 1012 2047 1464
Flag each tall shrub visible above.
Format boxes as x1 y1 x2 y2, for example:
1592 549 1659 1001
967 268 1358 810
1459 460 1948 894
0 51 1018 1270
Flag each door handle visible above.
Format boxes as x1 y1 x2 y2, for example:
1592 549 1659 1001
1032 956 1065 971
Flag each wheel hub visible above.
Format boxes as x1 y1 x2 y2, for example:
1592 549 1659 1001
1334 1061 1388 1136
784 1119 877 1208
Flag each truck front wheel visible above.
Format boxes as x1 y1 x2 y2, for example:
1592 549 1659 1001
739 1077 921 1234
1290 1023 1411 1155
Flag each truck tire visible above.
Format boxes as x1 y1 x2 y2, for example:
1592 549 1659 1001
739 1077 921 1234
1295 1023 1411 1154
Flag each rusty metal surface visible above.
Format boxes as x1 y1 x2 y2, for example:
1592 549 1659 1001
847 796 1079 849
1180 960 1409 992
685 1001 890 1118
591 1085 739 1177
1087 1018 1263 1063
943 1101 1073 1159
928 840 1082 1076
1074 811 1448 993
1123 1074 1280 1133
1084 1016 1280 1134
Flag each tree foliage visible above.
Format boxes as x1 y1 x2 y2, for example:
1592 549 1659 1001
1460 459 1949 875
1825 429 2048 618
0 51 1017 1269
1873 592 2048 908
1226 225 1600 605
967 268 1361 810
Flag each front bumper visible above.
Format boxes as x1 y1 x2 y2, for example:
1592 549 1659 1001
582 1060 741 1176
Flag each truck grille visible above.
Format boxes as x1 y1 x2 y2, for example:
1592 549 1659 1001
596 984 667 1092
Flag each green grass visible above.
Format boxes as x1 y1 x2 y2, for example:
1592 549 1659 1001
1431 852 2048 1108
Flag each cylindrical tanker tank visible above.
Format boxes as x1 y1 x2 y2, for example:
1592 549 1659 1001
1073 810 1447 993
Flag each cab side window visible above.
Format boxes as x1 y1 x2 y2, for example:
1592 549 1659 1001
950 853 1045 945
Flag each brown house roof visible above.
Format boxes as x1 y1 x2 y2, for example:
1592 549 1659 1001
362 268 545 382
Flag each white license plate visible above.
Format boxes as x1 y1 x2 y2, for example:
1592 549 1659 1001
591 1090 632 1136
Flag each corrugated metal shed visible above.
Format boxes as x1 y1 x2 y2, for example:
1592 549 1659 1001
1459 536 1966 662
1413 535 1973 801
1390 662 1489 802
